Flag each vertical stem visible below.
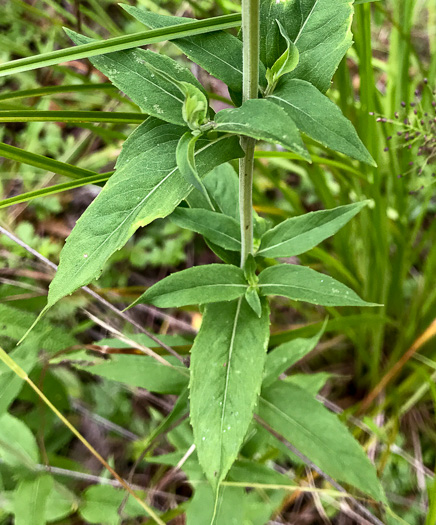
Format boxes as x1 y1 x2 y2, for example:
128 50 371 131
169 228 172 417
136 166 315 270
239 0 259 267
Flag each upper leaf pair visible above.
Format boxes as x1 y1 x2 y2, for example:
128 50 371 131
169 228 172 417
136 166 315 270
121 4 375 166
123 0 353 94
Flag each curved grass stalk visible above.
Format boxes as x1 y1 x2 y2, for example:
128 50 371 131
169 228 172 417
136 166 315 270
0 174 112 210
0 142 102 180
0 346 166 525
0 14 242 78
0 110 147 123
0 84 115 102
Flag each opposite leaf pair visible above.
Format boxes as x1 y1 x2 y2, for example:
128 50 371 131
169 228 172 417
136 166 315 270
131 199 378 316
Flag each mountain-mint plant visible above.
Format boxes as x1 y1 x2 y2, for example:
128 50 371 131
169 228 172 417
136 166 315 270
13 0 388 519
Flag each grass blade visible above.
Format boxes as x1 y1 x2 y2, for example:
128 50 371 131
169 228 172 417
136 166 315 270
0 173 112 210
0 83 115 102
0 14 242 78
0 111 147 123
0 142 102 180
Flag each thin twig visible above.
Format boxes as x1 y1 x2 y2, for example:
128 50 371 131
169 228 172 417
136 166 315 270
71 399 140 441
32 463 187 501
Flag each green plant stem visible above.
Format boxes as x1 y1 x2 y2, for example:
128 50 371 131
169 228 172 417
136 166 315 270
239 0 259 267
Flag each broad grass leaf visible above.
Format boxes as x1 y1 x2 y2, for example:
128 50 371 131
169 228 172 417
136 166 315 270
14 474 53 525
78 485 150 525
0 413 39 468
259 264 378 306
268 78 375 164
263 323 326 387
131 264 247 308
74 355 188 394
258 202 367 258
66 29 207 127
258 381 385 501
171 208 241 251
214 99 310 160
190 298 270 489
0 14 242 78
44 119 242 313
121 6 267 92
260 0 353 92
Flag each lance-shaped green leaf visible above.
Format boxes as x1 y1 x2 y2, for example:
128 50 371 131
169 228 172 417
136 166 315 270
258 202 368 258
74 355 188 394
214 99 310 160
176 133 215 209
266 20 299 90
130 264 247 309
260 0 353 92
258 264 378 306
263 323 326 387
268 79 375 165
258 381 385 501
190 298 270 489
121 5 267 93
66 29 206 127
171 207 241 251
41 120 242 317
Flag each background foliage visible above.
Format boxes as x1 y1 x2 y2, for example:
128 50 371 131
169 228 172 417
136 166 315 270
0 0 436 523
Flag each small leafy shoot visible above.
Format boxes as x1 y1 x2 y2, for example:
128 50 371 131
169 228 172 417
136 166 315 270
176 132 215 210
265 20 299 96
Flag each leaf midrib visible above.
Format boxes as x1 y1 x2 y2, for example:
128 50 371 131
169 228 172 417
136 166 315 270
259 281 359 301
219 297 243 475
294 0 321 44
